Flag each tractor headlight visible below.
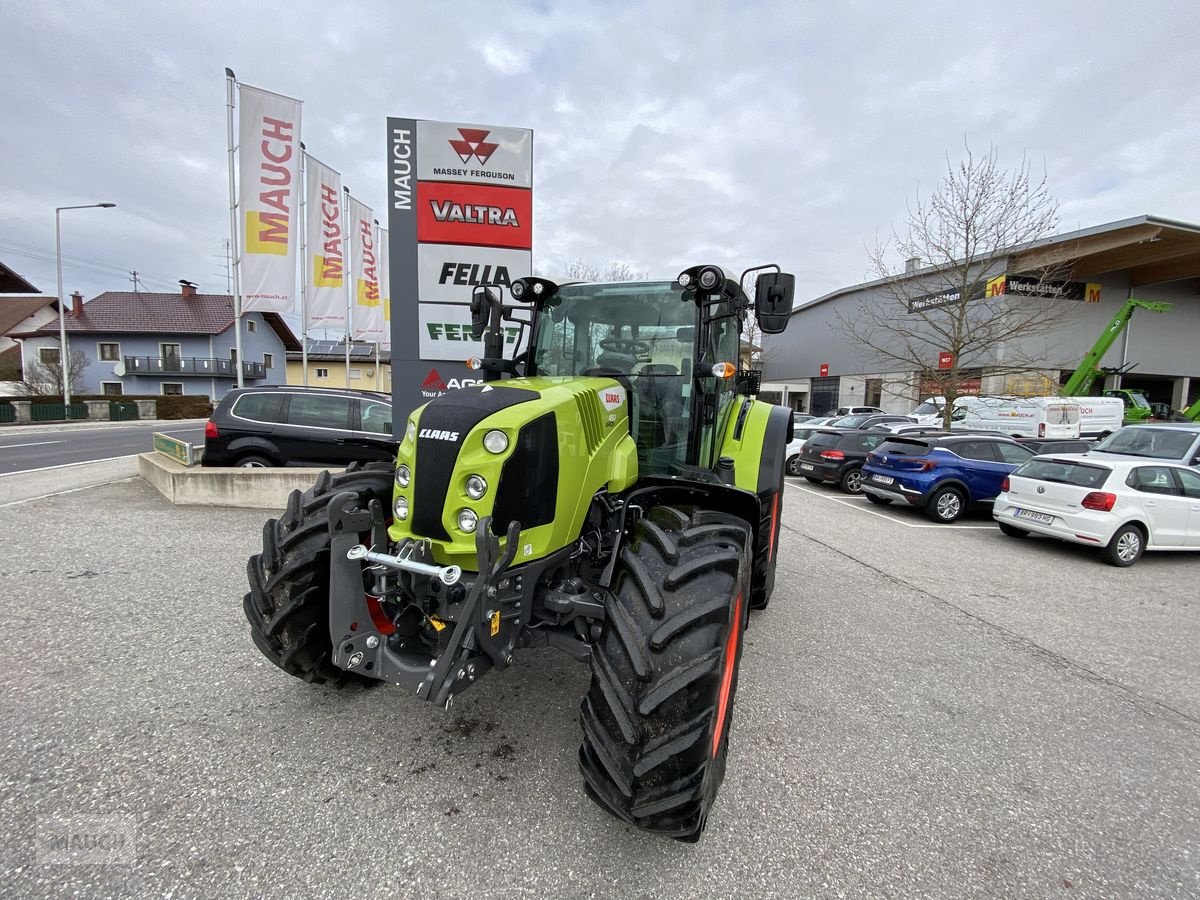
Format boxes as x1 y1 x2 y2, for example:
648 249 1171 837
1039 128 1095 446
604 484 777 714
395 464 411 488
465 474 487 500
484 430 509 454
698 266 722 290
405 420 416 443
393 496 409 520
457 508 478 533
677 272 692 288
510 280 526 299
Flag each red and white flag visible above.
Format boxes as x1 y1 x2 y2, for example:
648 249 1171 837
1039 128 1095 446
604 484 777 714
346 196 384 342
303 153 345 328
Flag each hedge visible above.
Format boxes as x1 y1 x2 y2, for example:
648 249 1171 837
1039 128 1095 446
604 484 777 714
0 393 214 420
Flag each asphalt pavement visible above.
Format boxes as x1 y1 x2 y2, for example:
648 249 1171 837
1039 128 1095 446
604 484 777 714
0 420 206 474
0 473 1197 898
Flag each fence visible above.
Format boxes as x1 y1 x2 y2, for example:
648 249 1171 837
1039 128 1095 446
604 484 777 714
0 405 14 424
30 403 88 422
109 401 139 422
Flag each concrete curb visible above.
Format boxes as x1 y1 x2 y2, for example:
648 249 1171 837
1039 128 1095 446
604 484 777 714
138 453 339 509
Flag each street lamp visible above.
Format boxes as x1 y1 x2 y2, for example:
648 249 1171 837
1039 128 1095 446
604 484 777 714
56 202 116 407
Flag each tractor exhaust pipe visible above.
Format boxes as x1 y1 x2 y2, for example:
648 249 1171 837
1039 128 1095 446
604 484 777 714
347 544 462 585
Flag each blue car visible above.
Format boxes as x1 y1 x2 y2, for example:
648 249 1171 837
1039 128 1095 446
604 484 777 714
860 434 1035 522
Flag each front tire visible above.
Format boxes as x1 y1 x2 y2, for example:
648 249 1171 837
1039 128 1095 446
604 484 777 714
925 485 965 523
786 454 800 476
243 462 393 685
579 505 751 842
1104 523 1144 567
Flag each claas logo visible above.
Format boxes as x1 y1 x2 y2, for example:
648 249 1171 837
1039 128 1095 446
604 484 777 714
605 392 621 405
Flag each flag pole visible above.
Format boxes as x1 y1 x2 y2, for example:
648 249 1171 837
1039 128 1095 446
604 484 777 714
225 67 245 390
344 185 352 388
299 147 309 386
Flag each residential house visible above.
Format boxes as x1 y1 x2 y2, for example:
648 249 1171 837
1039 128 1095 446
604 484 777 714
14 282 300 399
0 262 57 394
286 339 391 392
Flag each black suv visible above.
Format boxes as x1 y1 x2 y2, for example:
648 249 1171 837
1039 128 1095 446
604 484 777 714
794 428 890 493
202 386 396 468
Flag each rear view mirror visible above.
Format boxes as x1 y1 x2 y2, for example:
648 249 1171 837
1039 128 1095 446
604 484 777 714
755 272 795 334
470 286 497 340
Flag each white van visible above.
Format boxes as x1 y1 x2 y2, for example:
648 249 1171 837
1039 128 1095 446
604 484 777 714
1073 396 1125 438
950 396 1082 439
911 397 948 426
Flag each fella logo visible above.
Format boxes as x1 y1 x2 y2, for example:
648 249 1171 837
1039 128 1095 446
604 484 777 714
449 128 499 166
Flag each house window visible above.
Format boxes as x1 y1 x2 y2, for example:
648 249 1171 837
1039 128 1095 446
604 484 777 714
247 319 257 333
230 348 238 364
101 382 124 396
349 368 362 380
39 347 61 366
263 352 274 369
315 367 329 379
98 342 121 361
160 343 182 372
161 383 184 396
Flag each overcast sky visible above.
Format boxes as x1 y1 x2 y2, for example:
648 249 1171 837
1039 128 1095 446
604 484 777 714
2 0 1198 305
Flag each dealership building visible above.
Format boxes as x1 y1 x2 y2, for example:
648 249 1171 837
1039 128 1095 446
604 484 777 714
761 215 1200 417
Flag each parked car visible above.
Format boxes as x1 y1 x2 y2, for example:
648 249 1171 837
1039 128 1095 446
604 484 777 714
202 385 396 468
861 434 1036 522
794 429 890 493
1015 438 1095 454
791 413 816 423
994 456 1200 566
786 424 837 475
1084 423 1200 467
822 405 886 417
828 413 917 430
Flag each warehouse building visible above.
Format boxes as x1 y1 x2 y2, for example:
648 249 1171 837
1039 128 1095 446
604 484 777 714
762 215 1200 416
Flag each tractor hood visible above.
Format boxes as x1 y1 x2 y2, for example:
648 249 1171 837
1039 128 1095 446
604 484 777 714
389 376 638 567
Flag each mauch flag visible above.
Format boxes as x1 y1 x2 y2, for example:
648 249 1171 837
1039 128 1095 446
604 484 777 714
303 153 346 328
238 83 302 313
347 197 384 342
377 227 391 350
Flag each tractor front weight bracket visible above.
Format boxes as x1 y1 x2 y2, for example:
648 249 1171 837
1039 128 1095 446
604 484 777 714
327 494 523 707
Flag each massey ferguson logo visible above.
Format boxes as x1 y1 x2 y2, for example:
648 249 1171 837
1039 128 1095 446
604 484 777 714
449 128 498 165
430 201 519 227
418 428 460 442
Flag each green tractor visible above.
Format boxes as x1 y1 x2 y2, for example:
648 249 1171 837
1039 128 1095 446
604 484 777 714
242 264 796 841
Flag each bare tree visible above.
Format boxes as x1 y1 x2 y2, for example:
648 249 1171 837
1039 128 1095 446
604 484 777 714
558 260 646 283
19 349 89 398
564 259 600 282
601 262 647 282
836 146 1079 428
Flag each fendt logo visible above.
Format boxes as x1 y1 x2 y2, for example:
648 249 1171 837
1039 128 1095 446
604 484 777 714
449 128 498 165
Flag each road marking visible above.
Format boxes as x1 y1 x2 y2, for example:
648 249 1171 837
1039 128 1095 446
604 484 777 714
784 479 994 528
0 476 139 508
0 454 139 478
0 440 66 449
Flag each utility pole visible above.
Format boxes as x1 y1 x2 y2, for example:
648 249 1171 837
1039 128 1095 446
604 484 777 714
129 270 144 294
212 239 232 292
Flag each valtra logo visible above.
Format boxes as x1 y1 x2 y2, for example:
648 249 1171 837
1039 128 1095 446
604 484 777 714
449 129 498 166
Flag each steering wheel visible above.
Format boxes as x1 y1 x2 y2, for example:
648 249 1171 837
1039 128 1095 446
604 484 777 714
599 337 650 356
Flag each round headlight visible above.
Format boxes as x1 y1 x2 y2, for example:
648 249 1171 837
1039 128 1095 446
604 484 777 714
457 508 478 533
465 474 487 500
396 464 411 488
677 272 692 288
405 420 416 443
510 280 525 299
393 496 409 520
484 430 509 454
532 282 544 295
698 267 721 290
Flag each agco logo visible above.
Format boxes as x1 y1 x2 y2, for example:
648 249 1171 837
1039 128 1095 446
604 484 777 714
449 128 498 166
420 368 482 399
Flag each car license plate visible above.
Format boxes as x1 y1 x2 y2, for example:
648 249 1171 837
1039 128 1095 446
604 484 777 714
799 463 814 471
871 474 894 485
1014 508 1053 525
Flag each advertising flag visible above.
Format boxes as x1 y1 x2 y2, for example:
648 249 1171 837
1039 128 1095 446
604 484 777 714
347 196 384 342
238 83 302 312
303 154 346 328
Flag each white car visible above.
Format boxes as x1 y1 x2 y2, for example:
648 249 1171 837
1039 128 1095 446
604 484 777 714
785 423 837 475
993 455 1200 566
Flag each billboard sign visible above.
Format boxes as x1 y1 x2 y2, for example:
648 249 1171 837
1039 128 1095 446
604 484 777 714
388 118 533 421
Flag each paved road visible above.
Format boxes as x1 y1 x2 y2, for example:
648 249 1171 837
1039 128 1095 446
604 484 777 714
0 474 1197 897
0 421 205 475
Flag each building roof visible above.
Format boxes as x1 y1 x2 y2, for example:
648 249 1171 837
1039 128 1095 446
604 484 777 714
33 291 301 350
795 214 1200 314
287 339 391 363
0 261 39 293
0 296 58 336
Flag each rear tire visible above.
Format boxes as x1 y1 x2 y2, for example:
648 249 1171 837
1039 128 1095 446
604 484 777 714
1104 523 1144 567
236 453 274 468
925 485 965 523
839 467 864 494
998 522 1028 538
865 493 892 506
243 462 393 685
579 505 750 842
